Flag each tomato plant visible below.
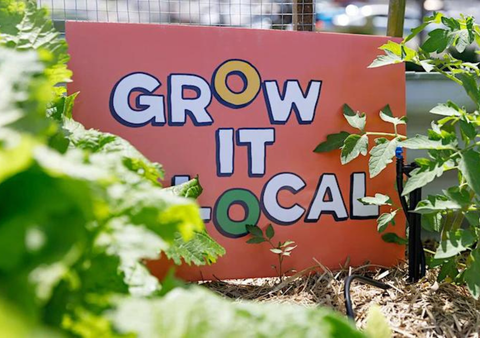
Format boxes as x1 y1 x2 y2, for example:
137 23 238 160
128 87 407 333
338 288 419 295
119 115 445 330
316 13 480 299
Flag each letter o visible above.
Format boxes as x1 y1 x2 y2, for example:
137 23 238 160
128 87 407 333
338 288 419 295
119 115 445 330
212 59 261 108
213 188 261 238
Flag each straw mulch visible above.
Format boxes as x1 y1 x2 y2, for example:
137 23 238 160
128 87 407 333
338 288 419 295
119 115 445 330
201 262 480 337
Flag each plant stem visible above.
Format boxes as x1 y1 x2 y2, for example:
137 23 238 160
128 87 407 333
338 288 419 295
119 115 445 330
266 238 284 281
434 66 463 86
366 132 407 139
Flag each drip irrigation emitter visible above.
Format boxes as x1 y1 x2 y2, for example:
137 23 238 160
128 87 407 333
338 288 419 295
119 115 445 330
344 146 426 320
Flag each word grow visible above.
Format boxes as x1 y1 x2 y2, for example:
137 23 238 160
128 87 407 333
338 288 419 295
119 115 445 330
109 59 378 238
109 59 322 127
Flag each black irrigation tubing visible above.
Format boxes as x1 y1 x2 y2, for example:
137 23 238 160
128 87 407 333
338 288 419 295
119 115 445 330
344 147 426 323
344 275 391 320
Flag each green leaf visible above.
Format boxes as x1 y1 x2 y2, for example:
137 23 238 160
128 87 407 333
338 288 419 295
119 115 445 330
368 50 402 68
430 103 461 117
379 111 405 126
464 249 480 299
246 224 263 238
377 211 397 233
421 213 442 232
465 211 480 227
368 138 398 178
457 73 480 107
402 165 444 196
459 120 476 141
443 187 472 207
381 233 407 245
419 60 435 72
340 134 368 165
437 258 459 282
422 29 451 53
166 232 225 265
405 12 443 42
343 105 366 131
0 1 71 92
246 237 267 244
359 193 392 206
459 149 480 198
434 230 476 260
164 177 203 199
110 287 366 338
414 195 461 214
399 135 456 150
364 306 392 338
281 240 295 247
380 105 393 117
314 131 350 153
265 224 274 240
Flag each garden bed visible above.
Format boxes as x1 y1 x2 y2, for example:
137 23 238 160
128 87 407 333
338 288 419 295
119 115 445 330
202 263 480 337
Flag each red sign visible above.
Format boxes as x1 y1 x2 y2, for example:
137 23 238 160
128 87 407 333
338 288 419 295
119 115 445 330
67 22 406 280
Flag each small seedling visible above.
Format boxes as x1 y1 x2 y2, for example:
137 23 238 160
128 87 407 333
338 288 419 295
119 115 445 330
245 224 296 280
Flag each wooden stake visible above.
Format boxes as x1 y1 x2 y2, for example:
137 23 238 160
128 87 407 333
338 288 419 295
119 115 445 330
293 0 314 31
387 0 407 37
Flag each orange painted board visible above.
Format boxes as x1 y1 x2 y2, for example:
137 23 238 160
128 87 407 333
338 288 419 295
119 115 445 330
67 22 406 280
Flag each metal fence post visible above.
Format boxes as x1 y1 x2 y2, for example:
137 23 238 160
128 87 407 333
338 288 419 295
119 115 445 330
293 0 314 31
387 0 407 37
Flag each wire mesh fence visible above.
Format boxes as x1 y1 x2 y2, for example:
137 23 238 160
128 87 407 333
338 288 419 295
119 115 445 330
37 0 314 31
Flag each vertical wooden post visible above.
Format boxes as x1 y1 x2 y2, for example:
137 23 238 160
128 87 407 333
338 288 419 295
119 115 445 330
293 0 314 31
387 0 407 37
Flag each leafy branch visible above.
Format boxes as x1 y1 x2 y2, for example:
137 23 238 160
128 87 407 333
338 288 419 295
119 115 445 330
316 13 480 299
246 224 296 280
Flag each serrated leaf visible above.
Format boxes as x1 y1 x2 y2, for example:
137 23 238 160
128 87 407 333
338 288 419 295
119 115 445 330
377 211 397 233
368 138 398 178
341 134 368 165
164 177 203 199
369 50 402 68
379 111 405 126
166 232 225 265
399 135 456 150
414 195 462 214
435 230 476 260
402 165 445 196
459 149 480 198
381 233 407 245
419 60 435 72
343 105 366 131
110 287 366 337
265 224 274 240
314 131 350 153
430 103 461 117
464 249 480 299
359 193 392 206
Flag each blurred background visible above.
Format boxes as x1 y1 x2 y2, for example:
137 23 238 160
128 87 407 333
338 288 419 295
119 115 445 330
39 0 480 35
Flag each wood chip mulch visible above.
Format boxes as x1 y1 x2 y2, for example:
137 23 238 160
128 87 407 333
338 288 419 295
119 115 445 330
201 262 480 337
